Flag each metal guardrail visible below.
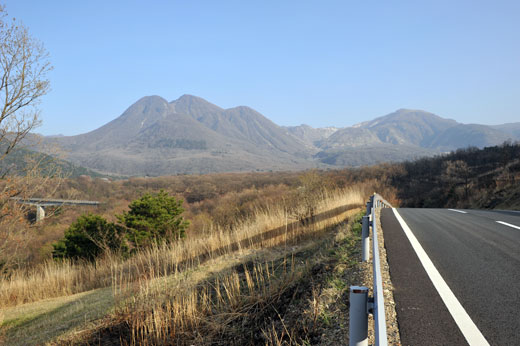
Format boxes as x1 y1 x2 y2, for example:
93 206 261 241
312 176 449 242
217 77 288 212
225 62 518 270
349 193 392 346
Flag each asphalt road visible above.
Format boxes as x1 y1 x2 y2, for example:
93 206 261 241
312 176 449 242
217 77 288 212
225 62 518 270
381 208 520 346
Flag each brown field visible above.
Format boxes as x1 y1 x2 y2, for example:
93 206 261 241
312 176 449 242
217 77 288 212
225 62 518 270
0 169 394 345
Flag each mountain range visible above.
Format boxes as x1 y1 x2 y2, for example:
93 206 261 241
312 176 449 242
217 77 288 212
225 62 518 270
35 95 520 176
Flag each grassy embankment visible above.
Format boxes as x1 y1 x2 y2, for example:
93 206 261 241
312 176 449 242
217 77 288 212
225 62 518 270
1 186 371 345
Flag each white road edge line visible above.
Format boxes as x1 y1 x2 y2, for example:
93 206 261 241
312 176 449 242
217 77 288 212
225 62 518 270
392 208 490 346
448 209 467 214
496 221 520 230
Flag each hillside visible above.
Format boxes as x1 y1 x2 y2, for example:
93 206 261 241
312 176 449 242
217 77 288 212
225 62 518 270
0 143 103 178
315 144 438 166
44 96 317 176
0 172 388 344
2 143 518 343
34 97 520 176
283 124 338 147
172 95 311 156
312 109 517 167
389 143 520 209
491 122 520 138
318 109 514 151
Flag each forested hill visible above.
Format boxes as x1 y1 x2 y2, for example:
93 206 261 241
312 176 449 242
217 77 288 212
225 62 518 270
390 142 520 209
0 145 103 178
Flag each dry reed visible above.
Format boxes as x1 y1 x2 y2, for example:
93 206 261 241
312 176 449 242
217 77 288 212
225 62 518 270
113 256 307 345
0 186 366 308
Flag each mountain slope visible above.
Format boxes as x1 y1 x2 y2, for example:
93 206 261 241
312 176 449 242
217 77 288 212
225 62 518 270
283 124 338 147
35 97 520 175
355 109 458 146
318 109 516 153
491 122 520 139
427 123 513 150
0 142 104 178
55 96 174 150
171 95 310 157
317 128 383 149
315 145 438 166
44 96 317 175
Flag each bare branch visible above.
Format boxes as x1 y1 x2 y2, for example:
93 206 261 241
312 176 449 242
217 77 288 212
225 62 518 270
0 5 53 269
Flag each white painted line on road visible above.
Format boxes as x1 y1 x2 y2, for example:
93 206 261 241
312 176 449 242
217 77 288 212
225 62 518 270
496 221 520 230
448 209 467 214
392 208 490 346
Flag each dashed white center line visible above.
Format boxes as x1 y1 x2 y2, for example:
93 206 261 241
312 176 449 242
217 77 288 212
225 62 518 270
496 221 520 230
448 209 467 214
393 208 490 346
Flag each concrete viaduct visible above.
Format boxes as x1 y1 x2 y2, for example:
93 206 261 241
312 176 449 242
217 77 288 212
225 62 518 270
10 197 100 222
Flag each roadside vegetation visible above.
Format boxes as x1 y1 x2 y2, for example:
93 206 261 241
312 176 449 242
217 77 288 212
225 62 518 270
391 142 520 208
0 170 380 345
2 141 517 344
52 190 189 260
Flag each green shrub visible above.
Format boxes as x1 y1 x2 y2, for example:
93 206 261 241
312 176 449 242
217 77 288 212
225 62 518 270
118 190 189 247
52 214 128 260
53 191 189 260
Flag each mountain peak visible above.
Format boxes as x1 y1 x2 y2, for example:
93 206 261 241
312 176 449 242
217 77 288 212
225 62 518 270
375 109 457 125
391 108 436 117
172 94 222 108
121 95 171 120
395 108 424 113
175 94 205 102
134 95 169 106
171 94 224 117
227 105 259 115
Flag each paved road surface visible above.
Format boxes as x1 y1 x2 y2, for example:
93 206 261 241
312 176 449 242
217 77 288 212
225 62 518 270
381 208 520 346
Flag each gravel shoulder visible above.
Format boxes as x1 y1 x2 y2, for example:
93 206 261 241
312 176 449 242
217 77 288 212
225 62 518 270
375 207 401 345
361 208 401 346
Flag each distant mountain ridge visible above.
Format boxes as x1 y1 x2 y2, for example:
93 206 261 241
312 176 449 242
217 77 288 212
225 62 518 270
321 109 513 150
171 95 310 157
42 95 317 176
38 96 520 176
283 124 338 148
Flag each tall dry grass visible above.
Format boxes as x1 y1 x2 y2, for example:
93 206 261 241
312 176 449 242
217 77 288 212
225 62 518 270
112 256 307 345
0 185 367 308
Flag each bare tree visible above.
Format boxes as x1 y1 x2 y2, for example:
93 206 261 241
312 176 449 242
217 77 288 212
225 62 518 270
443 160 472 204
0 4 53 269
0 6 50 160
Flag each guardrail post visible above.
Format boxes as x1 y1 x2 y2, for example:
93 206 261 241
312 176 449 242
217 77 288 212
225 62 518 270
349 286 369 346
350 194 391 346
362 215 370 262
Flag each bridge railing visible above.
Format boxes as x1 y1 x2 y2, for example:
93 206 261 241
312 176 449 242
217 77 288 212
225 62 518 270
10 197 100 206
349 193 392 346
10 197 100 221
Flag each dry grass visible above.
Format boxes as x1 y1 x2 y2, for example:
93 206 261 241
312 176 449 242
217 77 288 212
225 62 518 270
1 287 114 346
94 208 365 345
110 256 306 345
0 186 366 308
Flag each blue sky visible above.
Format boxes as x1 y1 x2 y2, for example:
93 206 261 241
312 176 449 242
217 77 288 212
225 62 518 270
5 0 520 135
